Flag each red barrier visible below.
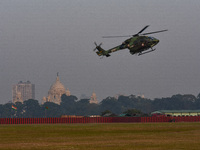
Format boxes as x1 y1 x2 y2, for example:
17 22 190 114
1 116 200 124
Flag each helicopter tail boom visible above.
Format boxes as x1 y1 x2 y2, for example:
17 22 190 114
96 48 111 57
94 42 111 57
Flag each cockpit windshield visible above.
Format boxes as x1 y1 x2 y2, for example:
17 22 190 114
148 37 156 40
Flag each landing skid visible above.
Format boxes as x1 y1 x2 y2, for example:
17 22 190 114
138 48 156 56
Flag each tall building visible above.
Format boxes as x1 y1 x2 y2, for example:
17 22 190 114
12 81 35 103
42 73 70 105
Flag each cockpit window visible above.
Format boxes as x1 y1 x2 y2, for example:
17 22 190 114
148 37 155 40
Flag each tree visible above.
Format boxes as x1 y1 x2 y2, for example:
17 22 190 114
0 104 3 118
194 93 200 109
76 99 90 116
23 99 42 118
100 97 121 114
15 102 24 118
61 94 77 115
42 102 61 117
87 103 100 116
197 93 200 99
118 95 134 110
1 103 12 118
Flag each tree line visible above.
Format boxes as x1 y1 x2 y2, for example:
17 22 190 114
0 93 200 118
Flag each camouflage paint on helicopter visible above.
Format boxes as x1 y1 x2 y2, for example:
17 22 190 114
94 25 167 57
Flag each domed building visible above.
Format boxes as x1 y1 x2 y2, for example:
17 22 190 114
42 73 70 105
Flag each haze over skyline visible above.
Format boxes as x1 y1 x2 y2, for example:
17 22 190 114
0 0 200 104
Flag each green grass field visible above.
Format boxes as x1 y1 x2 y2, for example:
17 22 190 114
0 123 200 150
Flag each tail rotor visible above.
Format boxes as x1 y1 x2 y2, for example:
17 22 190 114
93 42 110 58
93 42 102 51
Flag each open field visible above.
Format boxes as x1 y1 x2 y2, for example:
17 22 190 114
0 123 200 150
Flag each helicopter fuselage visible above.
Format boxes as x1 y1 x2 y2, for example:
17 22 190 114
106 36 159 55
127 36 159 54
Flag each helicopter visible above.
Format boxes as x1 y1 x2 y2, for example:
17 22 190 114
94 25 167 57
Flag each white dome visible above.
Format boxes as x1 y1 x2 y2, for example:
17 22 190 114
48 76 66 95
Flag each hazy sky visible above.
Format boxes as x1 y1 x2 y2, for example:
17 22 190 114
0 0 200 104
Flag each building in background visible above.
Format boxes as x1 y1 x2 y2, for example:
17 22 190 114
42 73 70 105
89 92 98 104
151 110 200 117
12 81 35 104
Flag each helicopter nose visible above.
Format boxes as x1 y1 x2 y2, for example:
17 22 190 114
154 39 159 44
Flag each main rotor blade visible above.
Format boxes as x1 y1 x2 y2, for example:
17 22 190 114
102 35 131 38
141 29 168 35
102 27 167 38
137 25 150 35
102 25 150 38
94 42 97 46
